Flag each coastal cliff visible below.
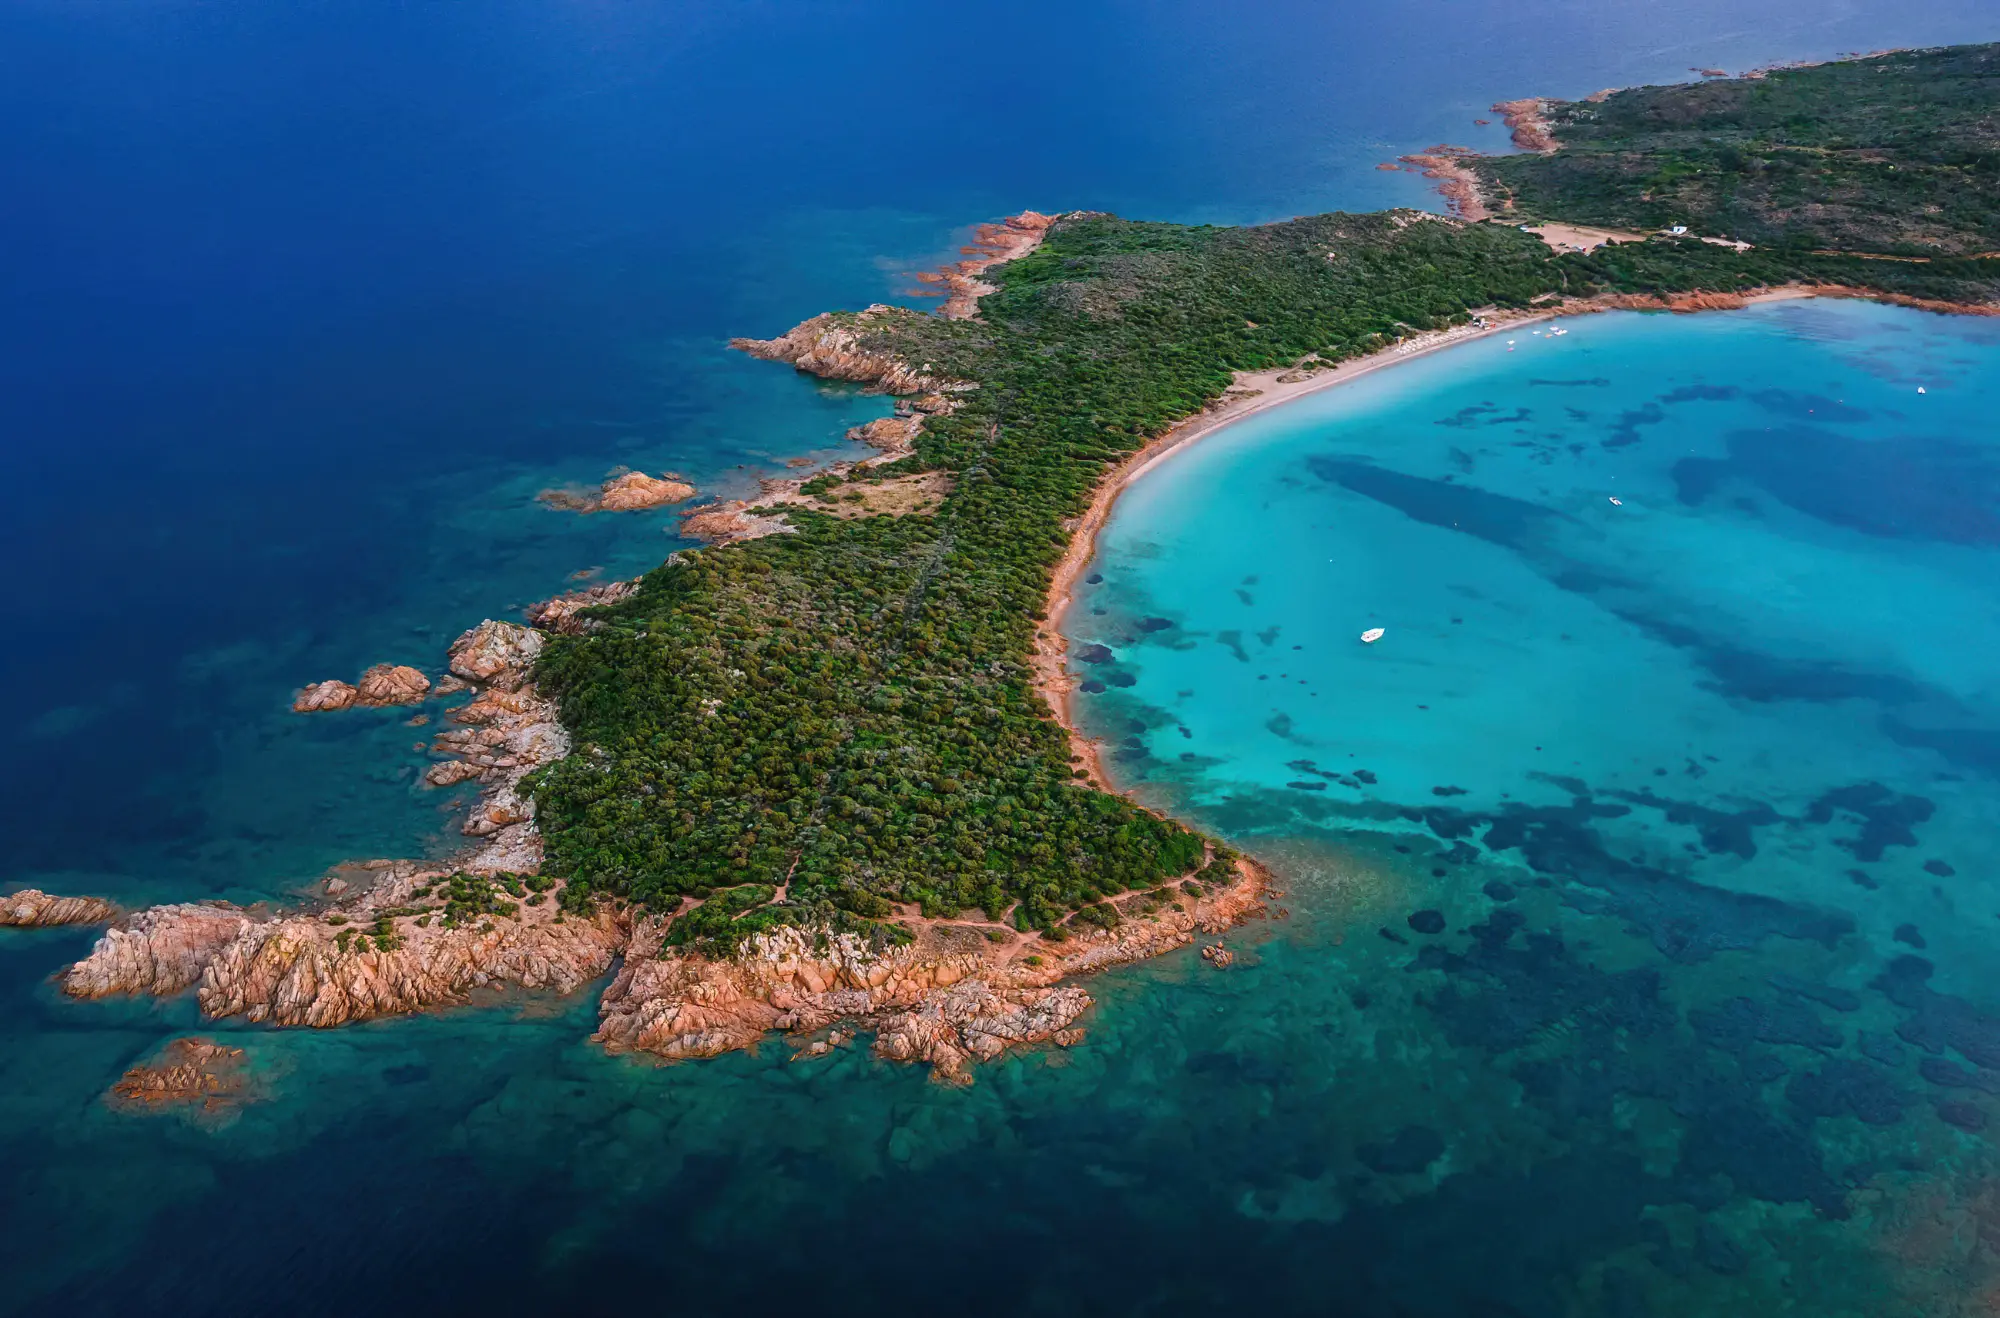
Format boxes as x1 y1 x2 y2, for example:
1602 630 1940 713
729 304 951 394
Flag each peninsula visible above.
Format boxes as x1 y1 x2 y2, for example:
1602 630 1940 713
21 44 2000 1083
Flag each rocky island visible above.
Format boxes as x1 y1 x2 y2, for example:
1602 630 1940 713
19 45 2000 1086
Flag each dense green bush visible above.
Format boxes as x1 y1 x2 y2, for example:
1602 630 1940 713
1477 45 2000 257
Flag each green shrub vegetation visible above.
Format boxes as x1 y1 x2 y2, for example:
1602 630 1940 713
1475 45 2000 256
519 49 1998 949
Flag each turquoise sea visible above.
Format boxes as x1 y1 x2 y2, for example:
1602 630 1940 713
1069 299 2000 1313
6 1 2000 1314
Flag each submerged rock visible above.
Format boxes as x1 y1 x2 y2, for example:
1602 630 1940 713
108 1037 253 1115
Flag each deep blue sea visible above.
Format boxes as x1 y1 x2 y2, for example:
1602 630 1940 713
4 3 1998 1314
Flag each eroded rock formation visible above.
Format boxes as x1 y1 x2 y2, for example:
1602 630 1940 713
730 305 947 394
1 889 117 927
355 664 432 706
447 619 543 691
1397 148 1491 222
910 210 1057 318
539 470 696 513
109 1037 252 1114
292 679 358 713
525 580 637 635
293 663 431 712
64 903 255 997
1493 97 1560 153
596 859 1267 1080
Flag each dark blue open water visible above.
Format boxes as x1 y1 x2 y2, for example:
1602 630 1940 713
4 3 1998 1314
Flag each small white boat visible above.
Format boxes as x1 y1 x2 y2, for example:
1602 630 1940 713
1608 496 1623 506
1360 627 1386 644
1917 386 1927 394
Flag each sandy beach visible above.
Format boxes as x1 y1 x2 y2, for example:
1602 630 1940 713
1029 283 1847 791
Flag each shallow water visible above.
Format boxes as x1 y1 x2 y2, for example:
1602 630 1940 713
1071 299 2000 1313
8 1 2000 1314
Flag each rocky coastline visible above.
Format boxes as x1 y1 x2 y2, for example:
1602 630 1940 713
1394 147 1491 222
1492 97 1560 153
596 855 1267 1080
907 210 1057 318
35 449 1269 1081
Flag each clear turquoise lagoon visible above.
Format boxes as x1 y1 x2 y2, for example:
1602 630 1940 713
1067 298 2000 1312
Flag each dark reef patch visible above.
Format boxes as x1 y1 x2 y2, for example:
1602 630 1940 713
1607 787 1779 859
1660 384 1740 404
1406 784 1851 962
1804 782 1935 862
1604 402 1665 448
1308 457 1565 551
1876 955 2000 1071
1357 1125 1446 1175
1785 1059 1910 1126
1690 996 1840 1054
1747 389 1869 423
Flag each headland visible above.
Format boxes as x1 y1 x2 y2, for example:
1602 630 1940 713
13 44 2000 1095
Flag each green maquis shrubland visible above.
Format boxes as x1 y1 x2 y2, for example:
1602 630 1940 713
524 47 2000 953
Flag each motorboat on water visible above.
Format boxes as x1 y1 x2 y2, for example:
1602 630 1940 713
1608 496 1623 506
1360 627 1386 644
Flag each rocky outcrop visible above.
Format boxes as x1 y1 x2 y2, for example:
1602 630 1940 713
847 414 924 455
109 1037 252 1113
293 664 430 712
1600 290 1755 313
447 620 543 691
873 980 1093 1076
64 903 254 998
194 895 628 1028
730 305 947 395
910 211 1058 319
1493 98 1559 153
354 664 431 706
74 873 625 1028
678 501 795 546
1 889 118 927
596 859 1267 1080
525 580 637 635
1397 148 1490 222
292 680 358 713
539 470 696 513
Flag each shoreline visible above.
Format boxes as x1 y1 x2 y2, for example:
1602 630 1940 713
1028 281 1957 791
1034 303 1571 792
